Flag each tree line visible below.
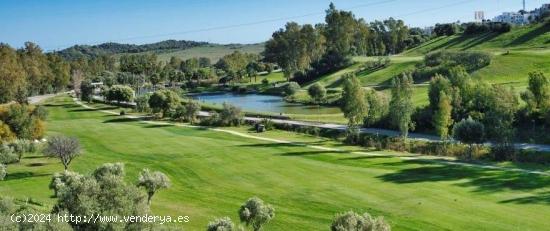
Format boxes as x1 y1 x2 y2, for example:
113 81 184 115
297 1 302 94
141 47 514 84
264 3 429 84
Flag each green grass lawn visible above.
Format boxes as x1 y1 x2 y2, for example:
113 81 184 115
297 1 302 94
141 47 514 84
2 95 549 230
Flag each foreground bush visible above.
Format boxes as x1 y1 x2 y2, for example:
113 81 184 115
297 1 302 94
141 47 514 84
207 217 235 231
239 197 275 231
50 163 151 230
331 211 390 231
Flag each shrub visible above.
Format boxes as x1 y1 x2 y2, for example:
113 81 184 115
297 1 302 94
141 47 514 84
105 85 135 103
262 78 269 85
135 94 151 113
283 82 300 96
119 110 126 116
308 83 327 104
0 164 5 180
0 121 15 142
207 217 234 231
453 117 485 159
239 197 275 231
219 103 243 126
331 211 390 231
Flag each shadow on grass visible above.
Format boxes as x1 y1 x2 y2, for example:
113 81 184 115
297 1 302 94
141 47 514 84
143 124 174 129
509 23 550 46
238 140 327 148
103 117 138 123
500 192 550 205
338 155 392 161
26 163 48 167
377 159 550 204
279 150 345 156
4 172 50 181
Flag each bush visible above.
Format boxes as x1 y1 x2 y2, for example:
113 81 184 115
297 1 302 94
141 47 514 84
0 164 5 180
0 121 15 142
135 94 151 113
331 211 390 231
219 103 243 126
262 78 269 85
283 82 300 96
119 110 126 116
207 217 234 231
105 85 135 103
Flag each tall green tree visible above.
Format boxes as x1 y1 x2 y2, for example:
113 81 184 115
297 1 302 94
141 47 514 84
341 74 368 129
389 73 415 138
0 44 27 103
434 92 453 140
264 22 325 81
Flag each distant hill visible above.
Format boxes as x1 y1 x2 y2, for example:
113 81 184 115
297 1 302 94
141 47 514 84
57 40 210 60
56 40 265 62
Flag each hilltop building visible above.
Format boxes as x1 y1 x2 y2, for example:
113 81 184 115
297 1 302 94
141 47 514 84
492 3 550 25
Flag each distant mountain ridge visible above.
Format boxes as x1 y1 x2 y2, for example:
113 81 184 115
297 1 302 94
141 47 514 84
56 39 211 60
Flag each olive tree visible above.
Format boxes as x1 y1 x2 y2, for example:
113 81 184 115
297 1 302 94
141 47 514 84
207 217 235 231
331 211 391 231
452 117 485 160
43 136 81 171
137 168 171 205
308 83 327 104
238 197 275 231
148 89 181 117
50 163 149 230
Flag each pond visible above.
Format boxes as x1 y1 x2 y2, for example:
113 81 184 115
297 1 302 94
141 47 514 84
191 93 342 115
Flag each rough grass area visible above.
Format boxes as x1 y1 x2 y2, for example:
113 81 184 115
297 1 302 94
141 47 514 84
1 95 549 230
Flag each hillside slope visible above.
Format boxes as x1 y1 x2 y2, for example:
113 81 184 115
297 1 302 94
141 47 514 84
406 22 550 55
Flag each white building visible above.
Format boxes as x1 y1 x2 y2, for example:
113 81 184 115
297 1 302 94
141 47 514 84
492 3 550 25
493 12 530 25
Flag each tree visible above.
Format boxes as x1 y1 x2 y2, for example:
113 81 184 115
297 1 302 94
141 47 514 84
220 103 243 126
331 211 391 231
137 168 170 205
183 100 201 123
428 74 452 111
389 73 414 138
364 90 389 127
434 92 453 140
71 69 84 98
0 44 27 104
50 163 149 230
80 80 94 102
283 82 300 96
207 217 235 231
453 117 485 160
148 90 181 117
264 22 325 81
105 85 134 103
3 103 41 140
308 83 327 104
43 136 81 171
238 197 275 231
135 94 151 113
341 74 368 128
521 71 550 115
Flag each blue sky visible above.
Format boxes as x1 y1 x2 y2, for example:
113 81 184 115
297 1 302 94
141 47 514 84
0 0 546 50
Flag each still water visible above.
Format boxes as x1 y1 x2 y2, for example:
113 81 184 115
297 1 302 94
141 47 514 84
192 93 341 115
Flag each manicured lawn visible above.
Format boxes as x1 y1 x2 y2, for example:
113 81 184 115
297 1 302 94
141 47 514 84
1 95 549 230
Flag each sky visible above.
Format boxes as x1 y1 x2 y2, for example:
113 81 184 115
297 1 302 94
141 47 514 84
0 0 547 51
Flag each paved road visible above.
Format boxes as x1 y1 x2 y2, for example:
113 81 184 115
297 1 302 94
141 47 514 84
28 93 61 104
238 115 550 152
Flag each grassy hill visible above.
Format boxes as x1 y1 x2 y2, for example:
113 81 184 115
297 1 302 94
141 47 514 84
406 22 550 55
301 23 550 107
154 43 264 62
3 95 549 230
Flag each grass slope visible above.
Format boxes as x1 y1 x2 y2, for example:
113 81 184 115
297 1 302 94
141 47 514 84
114 43 265 63
1 96 549 230
406 23 550 55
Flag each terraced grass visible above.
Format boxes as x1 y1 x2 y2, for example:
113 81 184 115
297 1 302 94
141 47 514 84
2 95 549 230
405 23 550 55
